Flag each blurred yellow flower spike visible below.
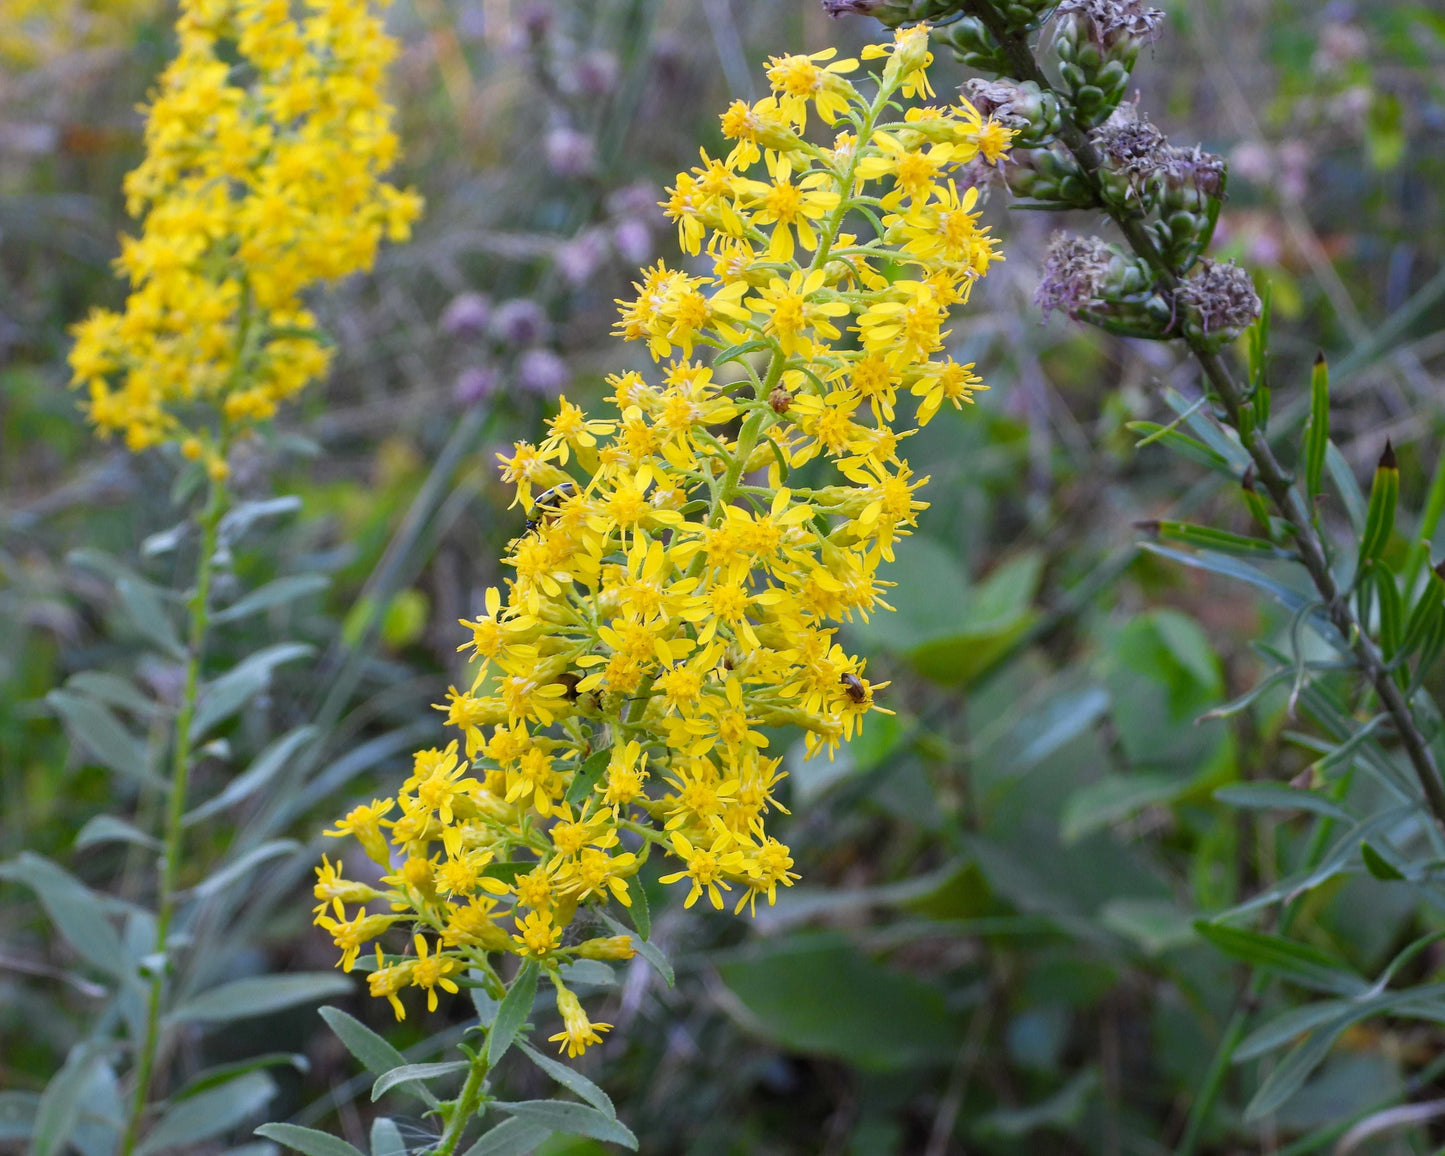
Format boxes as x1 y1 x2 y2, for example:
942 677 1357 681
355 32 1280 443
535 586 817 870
317 25 1012 1053
66 0 421 476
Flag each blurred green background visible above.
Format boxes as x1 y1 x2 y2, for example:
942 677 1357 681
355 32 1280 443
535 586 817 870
4 1 1445 1152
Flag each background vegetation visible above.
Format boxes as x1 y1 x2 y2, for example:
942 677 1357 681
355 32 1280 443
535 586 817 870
5 0 1445 1152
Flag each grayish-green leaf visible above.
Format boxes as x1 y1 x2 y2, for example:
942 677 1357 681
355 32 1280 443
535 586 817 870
46 689 158 787
65 671 157 719
75 815 161 852
488 960 539 1068
368 1118 406 1156
185 839 300 900
135 1071 276 1155
458 1118 554 1156
1195 923 1367 996
185 726 318 827
370 1061 468 1102
1059 774 1182 845
599 911 673 987
0 1092 40 1142
171 973 352 1024
32 1044 105 1156
0 852 127 978
191 643 312 740
317 1007 438 1107
115 575 185 660
213 574 331 625
253 1123 365 1156
1212 783 1353 821
515 1040 615 1117
492 1101 637 1150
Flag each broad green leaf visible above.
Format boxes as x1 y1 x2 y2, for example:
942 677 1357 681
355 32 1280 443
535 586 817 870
715 932 963 1070
1212 783 1352 821
0 1091 39 1142
1303 352 1329 511
488 960 540 1068
32 1044 105 1156
184 726 318 827
1360 842 1406 881
516 1039 616 1116
458 1118 555 1156
563 748 610 806
186 839 299 900
599 911 673 987
0 852 127 978
1059 774 1183 845
1194 923 1367 996
368 1118 406 1156
1098 898 1196 955
492 1101 637 1150
46 689 159 787
75 815 161 852
136 1071 276 1155
172 973 352 1024
190 643 313 740
317 1008 438 1107
370 1061 468 1103
213 575 330 625
115 575 186 660
254 1123 365 1156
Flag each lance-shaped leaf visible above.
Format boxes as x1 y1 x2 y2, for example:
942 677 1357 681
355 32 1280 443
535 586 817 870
46 689 159 788
1125 422 1230 473
1137 519 1290 560
1357 441 1399 567
1303 351 1330 515
563 748 610 806
1193 923 1368 996
370 1061 469 1102
254 1123 365 1156
317 1007 438 1107
487 960 540 1068
491 1101 637 1150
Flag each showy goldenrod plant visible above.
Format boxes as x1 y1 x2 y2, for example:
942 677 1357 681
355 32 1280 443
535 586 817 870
827 0 1445 1149
0 3 418 1155
301 27 1012 1153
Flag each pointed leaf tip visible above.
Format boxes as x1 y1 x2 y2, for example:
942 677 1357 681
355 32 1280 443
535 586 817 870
1380 440 1397 470
1313 350 1327 367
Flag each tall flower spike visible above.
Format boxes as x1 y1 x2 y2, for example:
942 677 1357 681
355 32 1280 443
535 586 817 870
317 27 1010 1054
66 0 421 476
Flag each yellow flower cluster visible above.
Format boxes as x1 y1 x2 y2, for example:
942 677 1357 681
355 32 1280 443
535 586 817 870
316 27 1010 1058
0 0 161 67
67 0 421 474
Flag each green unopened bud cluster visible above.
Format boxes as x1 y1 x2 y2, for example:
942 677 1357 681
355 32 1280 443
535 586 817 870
1052 0 1164 125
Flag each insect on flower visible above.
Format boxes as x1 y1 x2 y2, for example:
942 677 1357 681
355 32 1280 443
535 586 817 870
524 481 580 533
841 672 870 704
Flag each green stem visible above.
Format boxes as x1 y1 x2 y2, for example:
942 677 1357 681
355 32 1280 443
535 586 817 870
118 477 227 1156
433 1049 490 1156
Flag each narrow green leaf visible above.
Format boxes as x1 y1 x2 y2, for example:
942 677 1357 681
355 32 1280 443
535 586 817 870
492 1101 638 1150
458 1118 554 1156
1212 783 1352 821
1244 1020 1351 1121
254 1123 365 1156
0 852 127 978
1234 1000 1348 1063
1303 351 1329 513
625 875 651 940
368 1061 467 1104
172 973 352 1025
488 960 540 1068
135 1071 276 1155
515 1039 616 1117
1125 422 1230 472
1327 442 1368 534
190 643 312 741
1193 923 1367 996
599 911 673 987
563 748 610 806
46 690 159 788
75 815 161 852
213 575 331 625
368 1118 406 1156
1400 571 1445 663
1142 520 1289 559
1358 440 1399 567
317 1007 438 1107
1360 842 1406 881
184 726 318 827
